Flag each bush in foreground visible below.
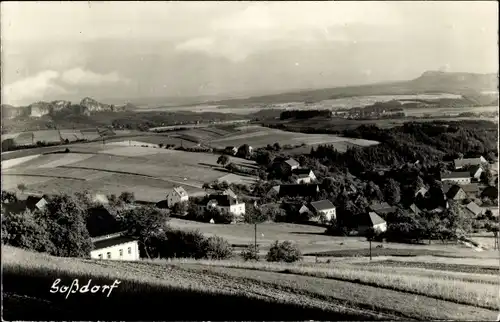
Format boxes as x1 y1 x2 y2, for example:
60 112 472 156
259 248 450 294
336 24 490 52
241 244 260 261
204 236 233 260
266 240 302 263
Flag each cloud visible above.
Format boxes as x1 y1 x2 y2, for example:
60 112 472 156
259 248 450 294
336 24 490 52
3 70 68 105
61 68 130 85
2 68 130 105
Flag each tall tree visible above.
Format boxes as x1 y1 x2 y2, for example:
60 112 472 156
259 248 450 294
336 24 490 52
217 154 230 167
37 194 93 257
384 179 401 205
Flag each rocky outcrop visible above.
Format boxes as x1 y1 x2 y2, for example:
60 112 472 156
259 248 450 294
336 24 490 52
80 97 115 115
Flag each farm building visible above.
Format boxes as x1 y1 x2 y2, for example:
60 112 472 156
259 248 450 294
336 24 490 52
283 158 300 172
220 188 237 199
469 165 483 180
465 201 483 217
309 200 336 221
86 205 121 238
90 233 140 261
445 185 467 200
357 212 387 235
460 183 480 198
368 202 397 216
166 186 189 208
453 156 488 169
25 196 48 212
292 168 317 184
268 184 320 198
441 172 471 185
224 146 238 155
408 203 423 215
197 193 245 218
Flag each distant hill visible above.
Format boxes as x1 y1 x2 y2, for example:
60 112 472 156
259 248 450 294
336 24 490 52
1 98 137 120
205 71 498 107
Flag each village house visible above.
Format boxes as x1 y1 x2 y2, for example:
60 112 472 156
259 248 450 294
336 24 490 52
453 156 488 170
309 200 336 221
292 168 317 184
224 146 238 155
465 201 484 217
197 193 245 217
460 183 480 198
469 165 483 180
368 202 397 216
90 232 140 261
25 195 48 212
166 186 189 208
268 184 320 199
220 188 237 199
283 158 300 172
409 203 423 215
414 187 428 199
441 172 471 185
357 212 387 235
445 185 468 200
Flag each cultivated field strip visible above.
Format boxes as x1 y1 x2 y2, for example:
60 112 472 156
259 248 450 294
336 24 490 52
88 259 402 320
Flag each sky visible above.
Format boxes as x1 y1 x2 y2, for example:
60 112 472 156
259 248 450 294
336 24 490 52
1 1 498 106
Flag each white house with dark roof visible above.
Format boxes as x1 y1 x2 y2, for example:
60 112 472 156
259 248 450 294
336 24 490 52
166 186 189 208
90 232 140 261
357 212 387 235
292 168 317 184
441 172 471 185
454 156 487 169
309 200 336 221
198 193 245 217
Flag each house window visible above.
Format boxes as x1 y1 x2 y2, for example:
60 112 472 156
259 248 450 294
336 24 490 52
128 247 132 254
119 249 123 257
107 252 111 259
98 254 103 259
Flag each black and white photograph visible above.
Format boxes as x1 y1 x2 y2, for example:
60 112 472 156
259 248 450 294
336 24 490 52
1 1 499 320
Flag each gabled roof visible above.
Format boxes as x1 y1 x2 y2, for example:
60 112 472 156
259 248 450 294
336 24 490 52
276 184 320 198
93 235 137 251
310 200 335 212
414 187 428 197
446 185 465 199
205 194 241 207
292 168 313 175
86 206 122 238
284 158 300 167
369 202 397 215
409 203 422 214
460 183 479 193
466 201 482 216
172 186 188 197
469 164 482 175
26 196 47 211
441 172 471 179
221 188 237 199
454 157 485 168
358 212 386 227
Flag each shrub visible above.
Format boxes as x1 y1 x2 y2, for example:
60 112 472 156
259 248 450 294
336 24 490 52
119 191 135 204
203 236 233 260
64 148 70 153
241 244 260 261
266 240 302 263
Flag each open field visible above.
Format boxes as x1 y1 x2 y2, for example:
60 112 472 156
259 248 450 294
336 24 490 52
206 125 379 150
166 218 500 259
2 143 257 202
3 245 498 320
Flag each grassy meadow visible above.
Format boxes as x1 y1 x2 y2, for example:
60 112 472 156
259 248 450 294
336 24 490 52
2 245 498 321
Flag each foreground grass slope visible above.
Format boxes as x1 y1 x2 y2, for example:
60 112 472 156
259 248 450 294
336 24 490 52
2 246 498 321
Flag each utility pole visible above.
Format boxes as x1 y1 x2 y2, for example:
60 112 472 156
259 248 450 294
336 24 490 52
369 238 372 261
254 222 257 255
